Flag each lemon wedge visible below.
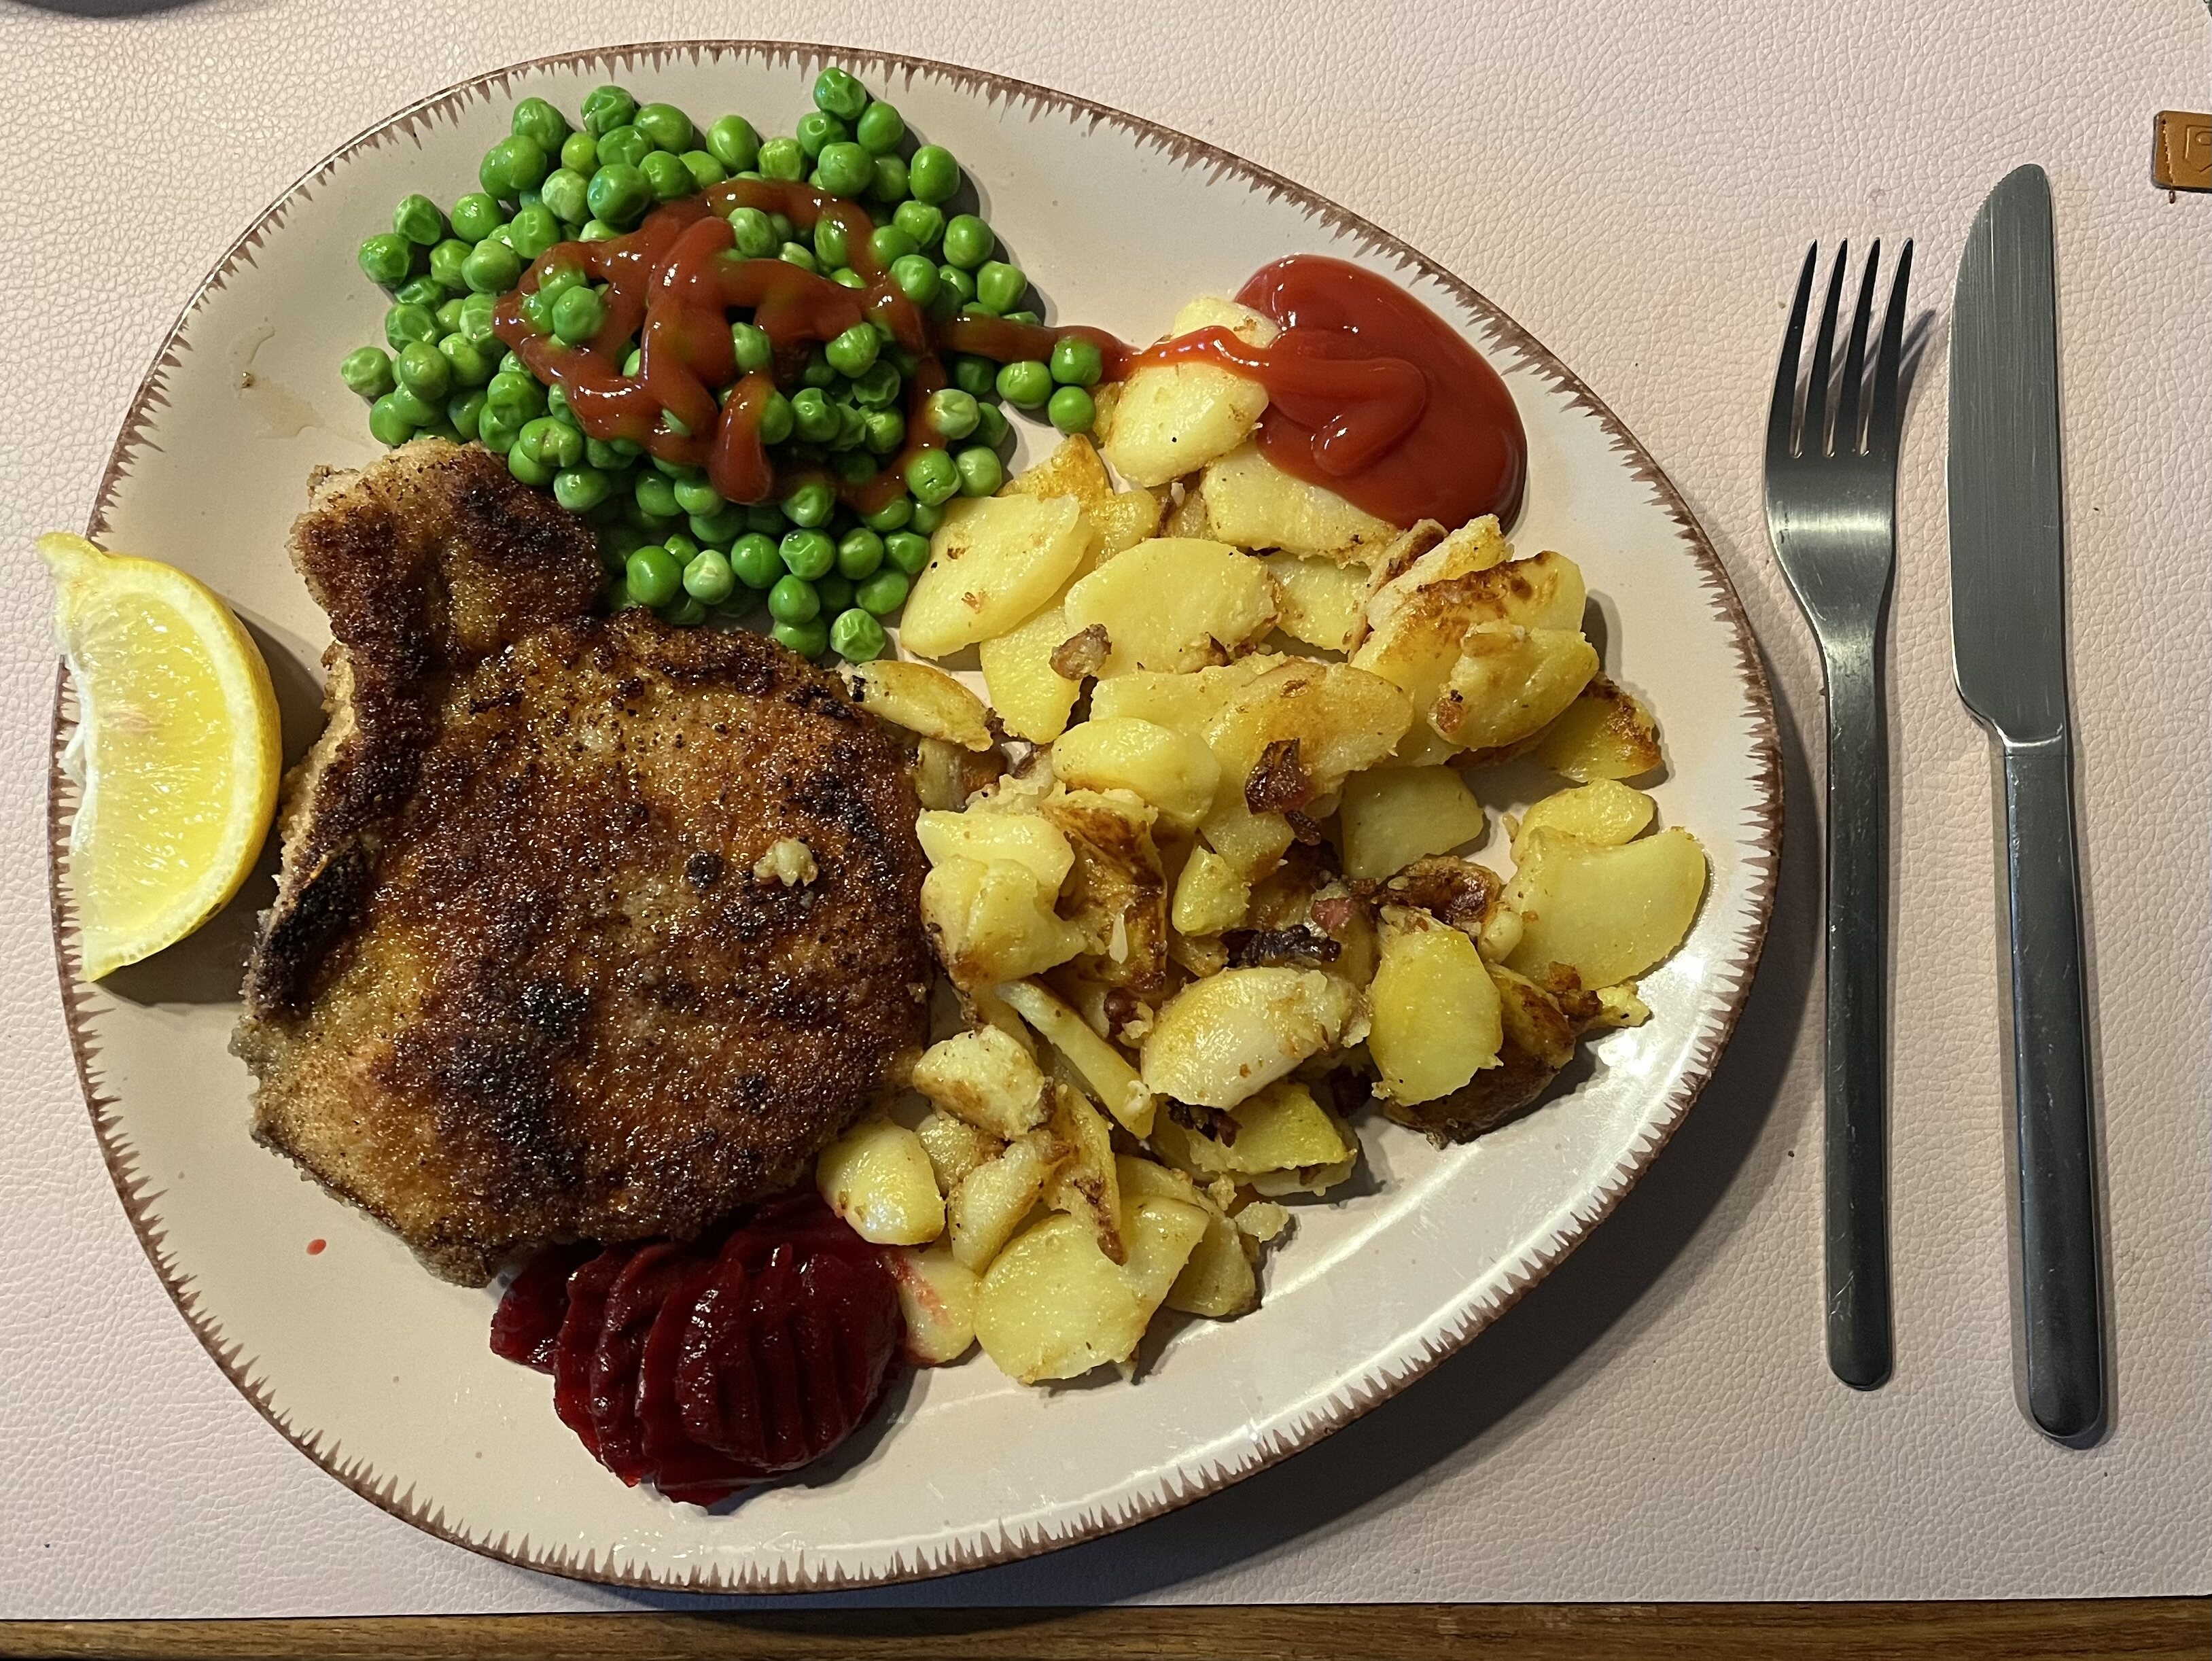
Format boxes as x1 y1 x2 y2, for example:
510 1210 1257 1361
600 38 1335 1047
40 532 282 979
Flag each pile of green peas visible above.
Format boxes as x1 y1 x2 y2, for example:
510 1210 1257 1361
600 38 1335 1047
339 67 1106 664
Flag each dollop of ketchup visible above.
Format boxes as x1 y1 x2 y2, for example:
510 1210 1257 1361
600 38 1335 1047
497 200 1525 534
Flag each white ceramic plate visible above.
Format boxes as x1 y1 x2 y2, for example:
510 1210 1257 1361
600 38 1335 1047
51 42 1779 1591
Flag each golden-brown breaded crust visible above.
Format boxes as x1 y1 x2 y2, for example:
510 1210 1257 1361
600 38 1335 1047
236 443 929 1283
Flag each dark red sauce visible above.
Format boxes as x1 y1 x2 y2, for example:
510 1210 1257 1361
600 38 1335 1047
304 1238 326 1257
496 194 1526 529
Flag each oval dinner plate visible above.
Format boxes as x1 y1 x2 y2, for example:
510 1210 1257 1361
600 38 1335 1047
50 41 1780 1591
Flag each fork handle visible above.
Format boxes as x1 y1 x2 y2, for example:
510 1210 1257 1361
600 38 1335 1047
1822 642 1892 1389
1999 733 2104 1439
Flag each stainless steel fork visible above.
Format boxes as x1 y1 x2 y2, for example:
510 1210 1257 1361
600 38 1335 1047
1763 239 1914 1391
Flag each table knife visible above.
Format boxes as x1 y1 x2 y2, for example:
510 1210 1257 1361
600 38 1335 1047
1948 163 2105 1440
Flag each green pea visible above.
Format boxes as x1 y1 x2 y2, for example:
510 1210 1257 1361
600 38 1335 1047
829 449 875 484
809 66 866 121
462 239 523 295
511 95 569 151
812 214 849 268
768 572 821 623
787 387 836 444
849 362 902 408
560 130 597 172
515 415 582 470
340 345 395 398
757 390 795 444
626 544 683 606
861 494 913 534
883 529 932 575
480 135 549 200
776 527 834 580
537 256 588 300
690 505 746 544
824 323 879 378
943 214 995 270
841 97 900 154
821 606 881 662
758 136 806 181
782 477 837 527
546 285 603 345
814 141 875 198
728 207 777 258
717 323 769 377
975 260 1026 314
677 150 725 190
995 360 1051 409
1044 334 1104 388
665 473 719 517
664 593 709 625
930 357 984 402
857 567 913 617
667 544 731 604
622 345 645 376
833 403 871 453
771 616 827 657
633 470 681 518
358 232 412 287
910 499 947 535
603 574 637 610
881 253 936 307
779 241 820 275
544 466 605 513
631 101 692 152
972 401 1011 449
926 387 980 442
597 124 652 169
448 387 487 440
439 333 495 388
868 156 910 205
706 113 760 172
578 219 619 243
367 392 417 445
828 267 864 291
384 302 439 351
642 150 693 202
905 142 958 202
954 445 1003 497
508 205 561 260
904 448 960 506
834 527 885 579
485 369 545 419
1048 385 1098 435
540 168 590 225
860 226 912 270
888 203 943 253
718 534 770 591
938 264 978 306
445 192 498 243
813 574 853 616
476 402 523 452
1003 308 1042 326
449 293 495 347
393 274 444 308
582 84 638 137
582 436 629 470
586 164 652 227
393 192 445 247
506 443 555 487
422 239 469 294
792 112 843 162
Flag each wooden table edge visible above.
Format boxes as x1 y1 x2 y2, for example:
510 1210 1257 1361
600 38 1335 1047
1 1598 2204 1659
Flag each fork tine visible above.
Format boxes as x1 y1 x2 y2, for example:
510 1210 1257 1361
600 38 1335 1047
1766 243 1818 464
1868 239 1914 455
1836 240 1880 455
1804 241 1849 457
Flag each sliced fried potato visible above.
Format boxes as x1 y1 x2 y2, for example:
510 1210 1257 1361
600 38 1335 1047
1051 716 1223 830
1090 489 1165 555
1340 765 1489 880
1100 298 1277 487
974 1197 1208 1383
978 602 1083 742
842 659 994 750
1430 623 1599 752
1503 826 1707 989
996 977 1157 1138
1205 659 1414 803
921 855 1089 991
916 807 1073 888
1042 788 1168 994
911 1024 1052 1139
948 1127 1070 1272
1042 1082 1124 1263
1170 844 1252 936
915 1109 1006 1193
1263 552 1371 651
1140 968 1365 1109
1002 432 1114 506
1513 780 1657 851
885 1243 980 1365
1378 963 1579 1142
1063 538 1279 675
1364 515 1512 628
902 493 1094 658
1369 905 1503 1104
1532 674 1665 781
816 1117 946 1245
1088 654 1284 735
1197 440 1398 561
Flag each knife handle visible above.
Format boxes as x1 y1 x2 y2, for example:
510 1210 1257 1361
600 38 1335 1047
2000 733 2105 1439
1822 644 1892 1390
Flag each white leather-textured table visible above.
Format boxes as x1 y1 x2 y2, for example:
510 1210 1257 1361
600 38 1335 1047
1 0 2205 1618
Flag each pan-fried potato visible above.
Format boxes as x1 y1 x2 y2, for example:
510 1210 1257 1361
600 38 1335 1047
1089 654 1283 735
1090 489 1165 555
1340 765 1489 880
911 1024 1051 1139
916 807 1073 889
974 1197 1208 1383
915 1110 1004 1193
1206 660 1414 807
1364 516 1511 628
1117 1155 1260 1320
1430 624 1599 752
914 735 1005 811
885 1244 981 1365
1368 905 1504 1104
1513 780 1656 851
1002 432 1114 506
841 659 994 751
1099 298 1278 487
902 493 1094 658
1041 790 1168 993
1378 963 1579 1142
1263 553 1370 651
1197 440 1399 562
815 1117 946 1245
1170 844 1251 936
1051 716 1221 830
1140 966 1366 1108
1532 674 1666 781
1592 983 1651 1027
978 603 1083 741
921 856 1088 991
948 1127 1069 1272
1063 538 1279 674
1042 1083 1124 1263
1150 1079 1356 1179
996 977 1157 1138
1504 826 1707 989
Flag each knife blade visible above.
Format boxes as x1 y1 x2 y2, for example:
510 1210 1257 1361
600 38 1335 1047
1948 163 2105 1440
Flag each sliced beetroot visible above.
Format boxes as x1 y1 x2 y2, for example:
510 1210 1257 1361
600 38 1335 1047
637 1255 759 1507
589 1241 690 1487
490 1243 597 1373
552 1246 636 1459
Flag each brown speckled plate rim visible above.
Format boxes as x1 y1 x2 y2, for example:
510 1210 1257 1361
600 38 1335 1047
47 39 1783 1593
